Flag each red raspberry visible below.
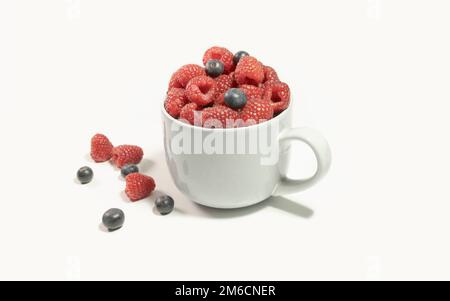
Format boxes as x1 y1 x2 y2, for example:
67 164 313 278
240 99 274 125
239 85 264 101
90 133 114 162
168 64 205 89
213 74 235 105
229 71 236 84
185 75 217 106
125 173 155 202
263 81 291 113
202 105 239 128
202 46 234 74
165 88 188 118
111 145 144 168
234 56 264 86
179 102 200 125
263 66 279 82
167 87 186 98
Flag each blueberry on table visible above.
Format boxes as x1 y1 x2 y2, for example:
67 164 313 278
77 166 93 184
155 195 174 215
233 50 249 65
224 88 247 109
121 164 139 177
102 208 125 231
205 59 224 78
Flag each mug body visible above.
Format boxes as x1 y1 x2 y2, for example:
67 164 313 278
162 106 292 208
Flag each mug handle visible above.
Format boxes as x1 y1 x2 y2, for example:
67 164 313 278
273 127 332 196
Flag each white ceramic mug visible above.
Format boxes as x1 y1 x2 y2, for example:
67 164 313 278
162 104 331 209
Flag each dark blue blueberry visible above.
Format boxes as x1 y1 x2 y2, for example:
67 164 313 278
77 166 93 184
224 88 247 109
155 195 174 215
205 59 224 78
102 208 125 231
233 50 249 65
121 164 139 177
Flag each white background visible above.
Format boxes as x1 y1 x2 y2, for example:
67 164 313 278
1 0 449 280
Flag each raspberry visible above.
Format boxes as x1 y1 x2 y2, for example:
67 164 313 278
125 173 155 201
239 85 264 101
111 145 143 168
179 102 200 125
213 74 235 105
263 81 290 113
202 46 234 74
90 133 114 162
202 105 239 128
234 56 264 86
167 87 186 98
263 66 279 82
165 88 188 118
240 99 274 125
229 71 236 82
185 75 217 106
168 64 205 89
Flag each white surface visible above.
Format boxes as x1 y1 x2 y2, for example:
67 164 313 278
1 0 450 280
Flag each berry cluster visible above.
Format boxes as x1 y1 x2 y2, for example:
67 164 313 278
90 133 156 202
77 133 175 231
165 47 291 128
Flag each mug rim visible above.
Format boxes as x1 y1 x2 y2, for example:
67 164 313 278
161 100 291 132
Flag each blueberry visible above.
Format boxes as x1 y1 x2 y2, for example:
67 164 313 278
121 164 139 177
205 59 224 78
233 50 249 65
155 195 174 215
224 88 247 109
77 166 93 184
102 208 125 231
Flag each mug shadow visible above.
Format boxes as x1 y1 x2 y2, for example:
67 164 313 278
189 195 314 219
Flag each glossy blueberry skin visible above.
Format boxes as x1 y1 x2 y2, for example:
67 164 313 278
233 51 249 65
121 164 139 177
224 88 247 109
77 166 93 184
155 195 174 215
102 208 125 231
205 59 224 78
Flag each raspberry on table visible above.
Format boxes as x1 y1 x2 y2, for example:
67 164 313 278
179 102 200 125
263 66 279 82
239 98 274 125
90 133 114 163
213 74 235 105
202 46 234 74
111 145 144 168
168 64 205 89
185 75 217 106
234 56 264 86
125 173 155 202
263 81 291 113
202 105 239 128
239 84 264 101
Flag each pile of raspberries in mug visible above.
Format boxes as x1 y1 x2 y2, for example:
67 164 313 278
165 46 291 128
